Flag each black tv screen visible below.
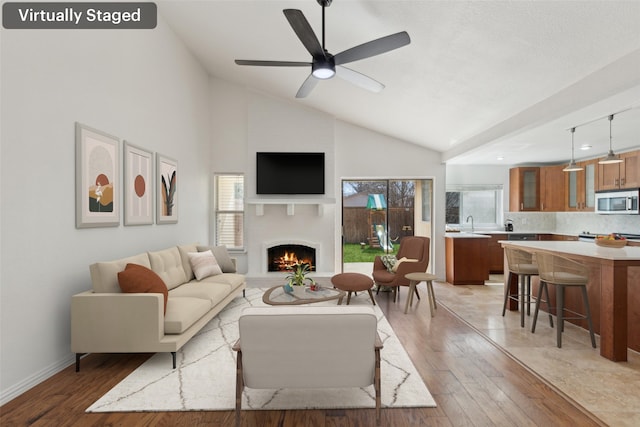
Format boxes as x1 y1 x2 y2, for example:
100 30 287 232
256 152 325 195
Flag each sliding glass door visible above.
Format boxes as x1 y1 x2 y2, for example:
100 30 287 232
341 178 433 274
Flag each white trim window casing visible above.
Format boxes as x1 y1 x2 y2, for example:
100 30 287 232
214 174 244 250
445 185 503 229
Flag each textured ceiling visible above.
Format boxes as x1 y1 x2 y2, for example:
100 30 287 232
158 1 640 165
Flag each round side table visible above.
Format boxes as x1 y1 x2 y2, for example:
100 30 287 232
404 272 438 316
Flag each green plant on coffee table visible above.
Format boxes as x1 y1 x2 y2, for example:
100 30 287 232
285 261 316 287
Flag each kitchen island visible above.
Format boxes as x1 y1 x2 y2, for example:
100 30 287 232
445 233 490 285
501 240 640 361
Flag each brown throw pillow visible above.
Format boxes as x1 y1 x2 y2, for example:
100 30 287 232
117 263 168 314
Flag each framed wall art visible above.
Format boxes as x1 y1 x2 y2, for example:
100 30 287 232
156 153 178 224
124 141 154 225
75 122 120 228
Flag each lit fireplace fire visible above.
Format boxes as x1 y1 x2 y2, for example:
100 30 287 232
268 244 316 272
273 251 314 272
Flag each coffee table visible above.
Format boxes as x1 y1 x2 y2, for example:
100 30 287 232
263 284 346 305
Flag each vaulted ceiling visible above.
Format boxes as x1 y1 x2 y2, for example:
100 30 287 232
158 1 640 165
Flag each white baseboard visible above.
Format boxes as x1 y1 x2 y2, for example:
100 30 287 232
0 354 75 406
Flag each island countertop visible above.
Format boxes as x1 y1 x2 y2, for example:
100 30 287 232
498 240 640 261
500 239 640 362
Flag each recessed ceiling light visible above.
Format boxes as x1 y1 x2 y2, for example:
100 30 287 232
580 144 592 150
496 156 504 161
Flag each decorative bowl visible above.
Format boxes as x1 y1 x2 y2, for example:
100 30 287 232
595 239 627 248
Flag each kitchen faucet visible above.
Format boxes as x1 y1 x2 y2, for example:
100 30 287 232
466 215 474 232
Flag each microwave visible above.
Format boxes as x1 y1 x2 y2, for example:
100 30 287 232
595 189 639 214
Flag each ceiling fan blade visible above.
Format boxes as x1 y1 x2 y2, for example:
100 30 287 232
283 9 326 59
334 31 411 65
235 59 310 67
296 74 319 98
336 66 384 93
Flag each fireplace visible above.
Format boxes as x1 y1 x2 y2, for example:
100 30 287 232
267 244 316 272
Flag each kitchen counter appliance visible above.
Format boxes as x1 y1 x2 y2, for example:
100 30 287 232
507 233 537 241
504 219 514 232
595 189 639 214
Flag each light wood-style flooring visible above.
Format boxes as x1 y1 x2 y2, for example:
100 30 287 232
0 285 604 427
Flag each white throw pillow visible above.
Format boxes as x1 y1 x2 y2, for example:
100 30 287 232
392 257 418 272
188 250 223 280
196 245 236 273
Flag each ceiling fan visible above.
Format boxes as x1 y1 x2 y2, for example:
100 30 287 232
235 0 411 98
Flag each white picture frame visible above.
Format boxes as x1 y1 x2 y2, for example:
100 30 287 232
75 122 120 228
124 141 154 225
156 153 178 224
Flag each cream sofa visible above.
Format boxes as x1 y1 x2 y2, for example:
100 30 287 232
71 243 246 371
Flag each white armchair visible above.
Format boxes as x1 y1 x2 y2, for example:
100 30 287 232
233 306 383 426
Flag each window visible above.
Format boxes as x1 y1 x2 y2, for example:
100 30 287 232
446 185 503 228
214 174 244 250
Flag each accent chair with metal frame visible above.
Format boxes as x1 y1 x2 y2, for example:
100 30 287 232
233 306 383 426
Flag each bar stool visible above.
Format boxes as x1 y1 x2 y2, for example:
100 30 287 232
502 247 539 327
404 272 437 316
531 252 596 348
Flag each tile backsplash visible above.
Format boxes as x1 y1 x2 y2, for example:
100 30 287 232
553 212 639 235
503 212 555 232
504 212 639 235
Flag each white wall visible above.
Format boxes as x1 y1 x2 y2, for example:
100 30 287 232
446 164 511 205
245 93 336 275
0 18 211 403
208 80 447 278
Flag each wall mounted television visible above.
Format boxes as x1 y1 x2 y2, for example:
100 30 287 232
256 152 325 195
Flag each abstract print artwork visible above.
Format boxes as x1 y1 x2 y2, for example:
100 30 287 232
124 142 153 225
75 123 120 228
156 154 177 224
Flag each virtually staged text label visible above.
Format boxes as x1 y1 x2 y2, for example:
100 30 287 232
2 2 157 29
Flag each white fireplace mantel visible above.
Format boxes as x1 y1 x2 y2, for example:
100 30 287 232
247 198 335 216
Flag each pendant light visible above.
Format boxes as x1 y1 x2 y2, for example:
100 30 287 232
563 127 583 172
599 114 623 164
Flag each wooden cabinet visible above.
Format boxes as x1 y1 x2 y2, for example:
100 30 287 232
540 165 565 211
509 150 638 211
486 234 507 273
509 167 540 211
565 159 597 211
598 150 640 190
548 234 579 241
445 236 489 285
510 165 564 212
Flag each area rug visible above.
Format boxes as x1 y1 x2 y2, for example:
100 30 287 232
86 288 436 412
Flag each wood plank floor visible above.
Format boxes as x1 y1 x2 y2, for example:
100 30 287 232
0 288 605 427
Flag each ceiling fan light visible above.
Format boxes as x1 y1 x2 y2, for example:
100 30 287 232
312 63 335 79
